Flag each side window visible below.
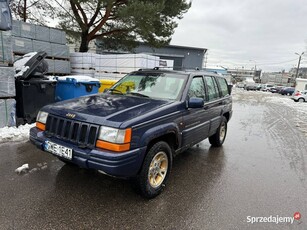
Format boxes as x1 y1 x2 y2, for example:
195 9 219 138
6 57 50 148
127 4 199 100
188 76 205 99
217 77 229 97
204 76 219 101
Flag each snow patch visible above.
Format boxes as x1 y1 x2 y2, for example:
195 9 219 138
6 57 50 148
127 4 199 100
0 124 35 143
15 164 29 174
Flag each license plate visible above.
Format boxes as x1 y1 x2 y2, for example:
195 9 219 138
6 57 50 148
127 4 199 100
44 141 73 160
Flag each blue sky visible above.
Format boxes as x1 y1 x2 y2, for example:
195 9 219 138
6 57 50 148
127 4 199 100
171 0 307 72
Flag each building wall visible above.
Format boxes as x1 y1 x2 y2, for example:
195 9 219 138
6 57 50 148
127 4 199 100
227 68 261 83
96 41 206 71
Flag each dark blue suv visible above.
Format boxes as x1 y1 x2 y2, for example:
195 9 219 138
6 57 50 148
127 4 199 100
30 69 232 198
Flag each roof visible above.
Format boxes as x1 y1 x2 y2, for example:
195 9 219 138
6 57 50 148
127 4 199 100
131 68 221 77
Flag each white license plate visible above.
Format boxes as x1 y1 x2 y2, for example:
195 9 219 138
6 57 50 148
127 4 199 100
44 141 73 160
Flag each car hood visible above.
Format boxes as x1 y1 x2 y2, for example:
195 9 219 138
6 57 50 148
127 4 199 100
44 93 172 126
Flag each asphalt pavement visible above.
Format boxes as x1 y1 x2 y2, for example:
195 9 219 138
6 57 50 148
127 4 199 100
0 91 306 230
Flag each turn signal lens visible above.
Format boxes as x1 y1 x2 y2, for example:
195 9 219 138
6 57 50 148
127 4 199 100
36 122 46 131
96 140 130 152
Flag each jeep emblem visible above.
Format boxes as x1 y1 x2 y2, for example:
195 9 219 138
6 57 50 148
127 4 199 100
66 113 76 119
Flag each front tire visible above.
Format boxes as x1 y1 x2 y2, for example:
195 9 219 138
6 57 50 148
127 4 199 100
209 116 228 147
136 141 172 199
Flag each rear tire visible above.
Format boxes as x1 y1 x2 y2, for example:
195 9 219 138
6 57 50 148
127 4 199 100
209 116 228 147
135 141 172 199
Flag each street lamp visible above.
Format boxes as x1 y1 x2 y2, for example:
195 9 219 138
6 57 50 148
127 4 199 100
295 52 304 79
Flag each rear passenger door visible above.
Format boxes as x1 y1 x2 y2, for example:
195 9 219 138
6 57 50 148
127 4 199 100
203 76 224 136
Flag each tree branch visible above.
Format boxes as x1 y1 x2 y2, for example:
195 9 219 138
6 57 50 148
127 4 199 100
87 4 112 40
75 1 88 24
26 0 40 9
69 0 86 30
88 1 101 26
92 28 130 40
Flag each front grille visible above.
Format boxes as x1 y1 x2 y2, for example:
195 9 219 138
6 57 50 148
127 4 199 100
45 114 99 148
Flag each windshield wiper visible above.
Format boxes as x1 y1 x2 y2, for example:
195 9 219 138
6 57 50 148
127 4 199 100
108 88 124 95
129 92 150 98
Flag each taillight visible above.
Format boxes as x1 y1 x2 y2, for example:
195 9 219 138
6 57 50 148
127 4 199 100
294 92 301 96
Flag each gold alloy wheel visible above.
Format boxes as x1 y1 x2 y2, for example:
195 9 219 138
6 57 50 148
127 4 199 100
148 151 168 188
219 122 226 141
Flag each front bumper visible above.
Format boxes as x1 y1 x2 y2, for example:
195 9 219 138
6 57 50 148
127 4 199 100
30 127 147 177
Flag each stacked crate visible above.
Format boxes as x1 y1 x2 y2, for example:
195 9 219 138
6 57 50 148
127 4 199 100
70 52 96 77
70 53 160 80
12 20 70 75
0 67 16 128
0 30 13 66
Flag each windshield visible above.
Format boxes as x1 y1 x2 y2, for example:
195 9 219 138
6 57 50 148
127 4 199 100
108 72 187 100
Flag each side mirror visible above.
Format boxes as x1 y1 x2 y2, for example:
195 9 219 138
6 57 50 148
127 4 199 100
188 97 204 108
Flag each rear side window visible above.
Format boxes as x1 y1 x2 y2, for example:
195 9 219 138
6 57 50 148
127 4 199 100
216 77 229 97
204 76 219 101
188 76 205 99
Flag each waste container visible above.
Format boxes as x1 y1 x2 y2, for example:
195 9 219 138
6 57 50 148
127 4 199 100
55 75 100 101
98 79 117 93
14 51 57 124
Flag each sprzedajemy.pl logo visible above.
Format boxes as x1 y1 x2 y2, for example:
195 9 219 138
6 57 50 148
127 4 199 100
247 212 301 224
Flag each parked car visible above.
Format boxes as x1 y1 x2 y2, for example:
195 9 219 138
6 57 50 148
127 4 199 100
280 87 295 95
245 84 258 91
236 82 245 88
269 86 284 93
261 84 275 92
30 69 233 198
256 84 264 90
292 90 307 102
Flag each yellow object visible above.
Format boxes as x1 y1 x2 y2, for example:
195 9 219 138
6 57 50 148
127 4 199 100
98 79 118 93
117 81 135 93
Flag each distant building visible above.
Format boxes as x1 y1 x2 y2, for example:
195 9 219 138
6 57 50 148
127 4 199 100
95 41 207 71
261 72 292 86
227 68 261 83
289 67 307 79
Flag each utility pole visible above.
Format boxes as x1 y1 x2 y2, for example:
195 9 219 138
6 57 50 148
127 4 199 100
295 52 304 79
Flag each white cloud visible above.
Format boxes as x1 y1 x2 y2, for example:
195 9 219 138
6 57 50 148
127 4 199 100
171 0 307 71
